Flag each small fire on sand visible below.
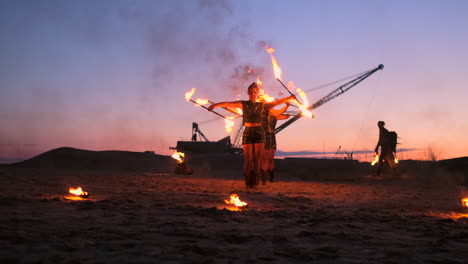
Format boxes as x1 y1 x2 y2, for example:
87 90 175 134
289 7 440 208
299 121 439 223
67 187 89 200
224 194 248 211
462 198 468 207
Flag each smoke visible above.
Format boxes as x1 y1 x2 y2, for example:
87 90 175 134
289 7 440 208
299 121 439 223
126 0 270 97
0 0 276 159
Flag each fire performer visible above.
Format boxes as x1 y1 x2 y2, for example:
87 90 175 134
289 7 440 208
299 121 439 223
208 82 295 189
374 121 400 177
259 98 292 184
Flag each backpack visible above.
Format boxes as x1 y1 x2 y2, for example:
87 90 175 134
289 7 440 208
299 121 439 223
388 131 398 152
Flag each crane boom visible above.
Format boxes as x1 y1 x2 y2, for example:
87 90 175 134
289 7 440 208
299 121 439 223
275 64 384 134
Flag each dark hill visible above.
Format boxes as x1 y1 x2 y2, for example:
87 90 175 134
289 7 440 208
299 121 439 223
438 157 468 172
9 147 174 171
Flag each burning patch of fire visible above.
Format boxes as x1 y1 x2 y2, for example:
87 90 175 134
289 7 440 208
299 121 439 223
462 198 468 207
224 194 248 211
68 187 89 198
171 151 185 163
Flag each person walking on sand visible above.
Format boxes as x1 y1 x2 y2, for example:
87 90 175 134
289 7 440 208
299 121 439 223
374 121 400 177
208 82 295 189
259 97 291 184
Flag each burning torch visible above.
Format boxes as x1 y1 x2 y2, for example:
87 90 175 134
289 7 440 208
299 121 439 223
185 88 227 119
265 46 313 118
265 46 301 103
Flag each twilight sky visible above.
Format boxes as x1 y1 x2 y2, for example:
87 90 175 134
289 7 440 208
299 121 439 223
1 0 468 163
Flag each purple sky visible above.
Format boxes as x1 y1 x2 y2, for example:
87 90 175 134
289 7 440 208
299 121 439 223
1 0 468 163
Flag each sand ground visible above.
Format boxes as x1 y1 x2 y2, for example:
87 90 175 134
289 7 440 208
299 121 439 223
1 167 468 263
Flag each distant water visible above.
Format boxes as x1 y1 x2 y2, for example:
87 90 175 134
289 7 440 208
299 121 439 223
0 158 24 164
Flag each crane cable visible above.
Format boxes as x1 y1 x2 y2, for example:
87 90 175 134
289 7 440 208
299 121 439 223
349 70 383 160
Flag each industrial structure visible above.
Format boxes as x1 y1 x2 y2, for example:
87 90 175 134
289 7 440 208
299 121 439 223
171 123 242 155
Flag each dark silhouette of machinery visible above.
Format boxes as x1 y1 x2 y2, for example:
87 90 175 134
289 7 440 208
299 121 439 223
191 122 209 142
171 122 241 155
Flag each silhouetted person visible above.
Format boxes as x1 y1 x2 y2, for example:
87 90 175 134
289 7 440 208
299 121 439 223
374 121 399 177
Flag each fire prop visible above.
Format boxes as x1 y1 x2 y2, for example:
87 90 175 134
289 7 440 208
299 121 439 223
69 187 89 198
185 88 227 119
265 46 313 118
224 194 248 211
209 100 243 116
265 46 296 98
186 88 242 133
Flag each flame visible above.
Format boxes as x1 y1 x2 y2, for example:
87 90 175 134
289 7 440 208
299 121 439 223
233 108 243 115
258 89 275 103
225 117 235 133
371 154 379 166
185 88 210 107
195 98 209 105
69 187 88 197
394 158 399 164
265 46 282 80
256 78 263 87
185 88 196 101
224 194 248 210
171 151 185 163
286 81 313 118
462 198 468 207
296 88 313 118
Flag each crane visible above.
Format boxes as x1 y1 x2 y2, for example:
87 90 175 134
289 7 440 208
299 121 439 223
191 122 209 142
275 64 384 134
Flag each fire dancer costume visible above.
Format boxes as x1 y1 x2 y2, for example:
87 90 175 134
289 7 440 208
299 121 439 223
241 100 265 187
261 109 277 183
241 101 265 145
374 121 399 177
260 100 290 183
261 110 276 149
